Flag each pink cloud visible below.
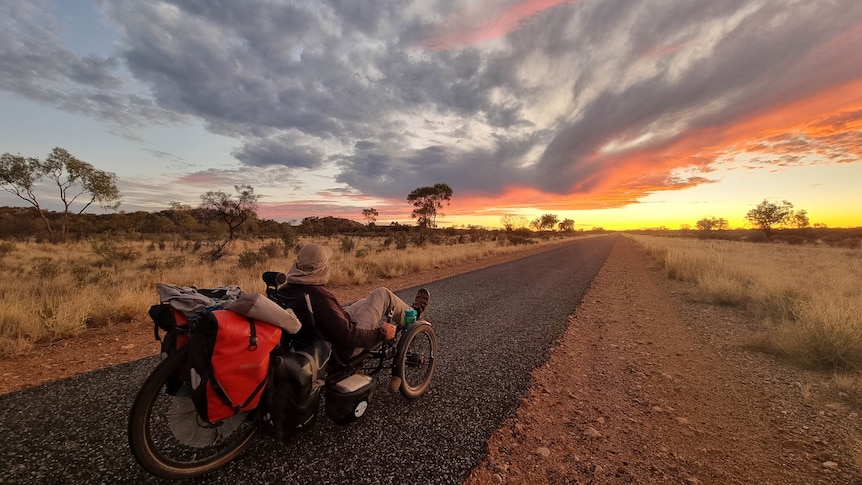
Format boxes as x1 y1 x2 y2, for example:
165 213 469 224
422 0 575 50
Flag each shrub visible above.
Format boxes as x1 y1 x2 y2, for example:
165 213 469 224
786 235 806 245
411 232 428 247
40 297 90 338
91 232 141 265
142 257 163 271
835 237 861 249
340 236 356 253
70 264 93 287
238 250 263 269
0 241 16 258
280 225 298 256
0 337 33 359
33 258 61 279
506 234 534 246
165 255 188 268
259 242 281 259
394 233 408 250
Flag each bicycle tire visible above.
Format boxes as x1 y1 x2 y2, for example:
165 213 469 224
394 322 436 399
128 346 258 480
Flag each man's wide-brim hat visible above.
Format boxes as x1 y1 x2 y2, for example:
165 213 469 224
285 243 333 285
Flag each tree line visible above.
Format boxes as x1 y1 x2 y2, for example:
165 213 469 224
7 147 821 246
693 199 815 236
0 147 462 242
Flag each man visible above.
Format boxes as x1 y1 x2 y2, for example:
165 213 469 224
277 243 430 365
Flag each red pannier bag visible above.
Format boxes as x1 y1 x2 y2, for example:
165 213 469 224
188 309 282 423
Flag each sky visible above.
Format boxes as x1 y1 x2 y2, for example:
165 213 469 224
1 0 861 230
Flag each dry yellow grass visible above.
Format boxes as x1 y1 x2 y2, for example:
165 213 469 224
0 234 572 356
630 234 862 372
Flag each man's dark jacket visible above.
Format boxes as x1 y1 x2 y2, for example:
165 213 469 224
278 283 385 363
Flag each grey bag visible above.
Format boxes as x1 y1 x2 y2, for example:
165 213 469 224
223 292 303 334
155 283 216 317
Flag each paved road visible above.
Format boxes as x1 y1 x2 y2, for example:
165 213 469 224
0 235 616 484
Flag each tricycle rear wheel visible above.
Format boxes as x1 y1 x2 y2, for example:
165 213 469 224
128 346 258 479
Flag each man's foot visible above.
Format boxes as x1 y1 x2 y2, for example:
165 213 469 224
412 288 430 319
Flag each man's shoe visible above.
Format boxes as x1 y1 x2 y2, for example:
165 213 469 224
412 288 430 319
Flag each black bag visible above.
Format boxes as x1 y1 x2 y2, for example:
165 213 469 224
148 304 191 395
149 304 186 351
259 340 331 444
325 373 376 425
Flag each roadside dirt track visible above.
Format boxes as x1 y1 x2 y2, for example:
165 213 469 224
465 236 861 484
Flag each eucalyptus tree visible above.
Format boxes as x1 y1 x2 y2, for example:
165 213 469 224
0 147 120 240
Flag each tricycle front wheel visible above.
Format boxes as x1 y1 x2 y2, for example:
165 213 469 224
394 322 436 399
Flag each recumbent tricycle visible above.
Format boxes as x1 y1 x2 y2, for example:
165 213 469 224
127 271 437 480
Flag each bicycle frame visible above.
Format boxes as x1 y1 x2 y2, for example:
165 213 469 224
351 325 404 377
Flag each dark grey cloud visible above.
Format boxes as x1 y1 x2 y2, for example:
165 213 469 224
233 135 325 169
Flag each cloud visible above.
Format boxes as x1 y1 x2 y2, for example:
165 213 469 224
421 0 575 51
0 1 186 131
4 0 861 213
232 134 325 169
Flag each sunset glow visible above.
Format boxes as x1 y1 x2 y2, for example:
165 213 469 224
1 1 860 230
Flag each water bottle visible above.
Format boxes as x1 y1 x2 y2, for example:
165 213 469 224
404 308 417 325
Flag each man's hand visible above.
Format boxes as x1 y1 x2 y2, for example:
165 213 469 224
382 323 396 340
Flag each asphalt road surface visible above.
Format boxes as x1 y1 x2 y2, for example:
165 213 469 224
0 235 616 484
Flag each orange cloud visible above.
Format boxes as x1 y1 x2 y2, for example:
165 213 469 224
446 75 862 218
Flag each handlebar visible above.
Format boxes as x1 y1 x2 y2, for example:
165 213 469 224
262 271 287 288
